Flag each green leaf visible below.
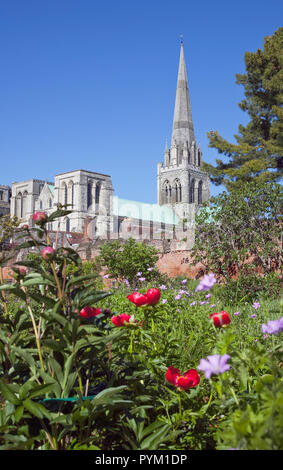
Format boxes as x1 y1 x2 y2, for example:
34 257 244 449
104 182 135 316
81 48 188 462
0 380 21 405
47 210 73 222
22 398 50 419
21 277 55 287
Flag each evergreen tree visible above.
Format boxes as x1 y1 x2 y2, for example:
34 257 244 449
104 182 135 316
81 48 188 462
203 27 283 190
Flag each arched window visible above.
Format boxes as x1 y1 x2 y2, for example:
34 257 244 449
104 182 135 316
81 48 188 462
69 181 74 207
87 182 93 209
40 200 43 209
49 199 52 208
198 180 203 204
198 149 201 167
16 192 22 219
22 191 28 219
62 182 68 206
189 179 195 203
95 183 100 213
65 217 70 232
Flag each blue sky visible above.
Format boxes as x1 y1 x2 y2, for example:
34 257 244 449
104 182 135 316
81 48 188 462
0 0 281 203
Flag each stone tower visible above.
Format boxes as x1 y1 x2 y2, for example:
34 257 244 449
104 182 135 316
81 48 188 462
157 41 210 223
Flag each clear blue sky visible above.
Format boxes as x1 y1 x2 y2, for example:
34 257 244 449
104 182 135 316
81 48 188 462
0 0 281 203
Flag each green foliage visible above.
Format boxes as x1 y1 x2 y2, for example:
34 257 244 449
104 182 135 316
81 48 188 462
203 27 283 190
191 180 282 293
0 207 283 450
98 237 160 286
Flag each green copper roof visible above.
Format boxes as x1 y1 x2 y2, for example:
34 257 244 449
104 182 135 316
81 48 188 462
112 196 179 224
48 184 54 194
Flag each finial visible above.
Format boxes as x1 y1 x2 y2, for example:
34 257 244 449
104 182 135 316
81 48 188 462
180 34 183 44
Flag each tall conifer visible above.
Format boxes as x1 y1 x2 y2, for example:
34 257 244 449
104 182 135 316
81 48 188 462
203 27 283 190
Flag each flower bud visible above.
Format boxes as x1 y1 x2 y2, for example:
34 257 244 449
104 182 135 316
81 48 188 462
41 246 55 260
32 211 48 225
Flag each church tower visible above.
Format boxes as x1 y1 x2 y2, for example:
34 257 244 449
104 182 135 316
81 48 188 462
157 40 210 223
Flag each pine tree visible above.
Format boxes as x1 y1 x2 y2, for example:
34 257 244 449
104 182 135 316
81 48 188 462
203 27 283 190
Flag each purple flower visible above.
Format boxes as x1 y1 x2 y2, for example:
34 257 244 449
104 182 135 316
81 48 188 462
103 274 109 279
234 311 240 316
179 289 186 295
197 354 231 379
195 273 217 292
252 302 260 310
261 318 283 335
147 267 153 271
181 279 187 284
162 299 167 304
199 301 206 305
205 293 211 299
136 272 142 277
250 314 256 319
139 277 146 282
190 301 196 306
159 285 167 290
175 294 181 300
210 304 216 308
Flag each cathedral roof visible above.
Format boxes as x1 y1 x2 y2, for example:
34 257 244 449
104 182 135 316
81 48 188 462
113 196 179 224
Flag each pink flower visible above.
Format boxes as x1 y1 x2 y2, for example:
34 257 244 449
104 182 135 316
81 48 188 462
166 366 200 391
111 313 132 327
210 311 231 327
79 306 102 318
41 246 55 260
127 292 148 306
146 288 161 305
32 211 48 224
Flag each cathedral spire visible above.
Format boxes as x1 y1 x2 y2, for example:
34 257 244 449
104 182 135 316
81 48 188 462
171 41 195 149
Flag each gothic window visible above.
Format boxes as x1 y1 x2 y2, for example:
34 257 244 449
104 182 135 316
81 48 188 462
189 179 195 203
188 150 190 164
173 179 182 203
21 191 28 220
198 180 203 204
40 200 43 209
198 149 201 167
95 183 101 213
0 191 3 201
87 182 93 209
69 181 74 207
49 199 52 208
61 182 68 206
16 192 22 219
174 182 178 202
65 217 70 232
163 180 171 204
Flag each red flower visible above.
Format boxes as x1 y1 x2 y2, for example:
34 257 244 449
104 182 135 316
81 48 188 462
41 246 55 260
127 292 148 306
79 306 101 318
32 211 48 224
146 288 161 305
166 366 200 390
210 310 231 327
111 313 132 326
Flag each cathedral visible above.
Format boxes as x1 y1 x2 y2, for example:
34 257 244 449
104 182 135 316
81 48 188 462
4 42 210 244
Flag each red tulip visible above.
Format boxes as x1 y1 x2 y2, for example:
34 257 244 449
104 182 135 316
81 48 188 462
210 310 231 327
166 366 200 390
79 306 102 318
146 288 161 305
32 211 48 224
127 292 148 306
41 246 55 260
111 313 132 326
